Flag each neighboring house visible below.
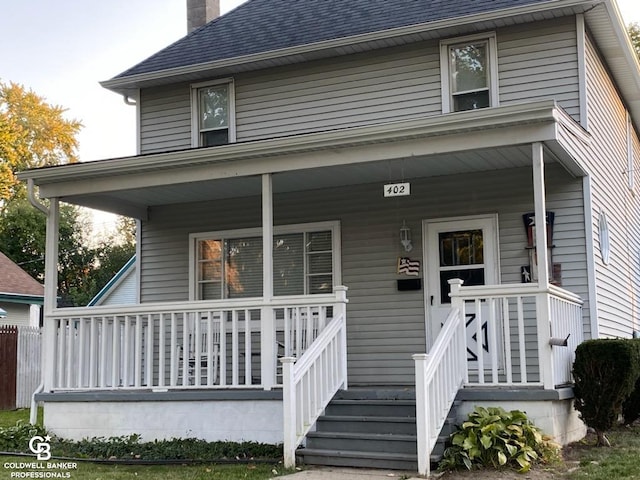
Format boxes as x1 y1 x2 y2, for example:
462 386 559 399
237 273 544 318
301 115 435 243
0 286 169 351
88 256 138 306
18 0 640 474
0 252 44 327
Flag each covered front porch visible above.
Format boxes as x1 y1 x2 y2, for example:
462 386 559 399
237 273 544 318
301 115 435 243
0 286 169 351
22 100 590 471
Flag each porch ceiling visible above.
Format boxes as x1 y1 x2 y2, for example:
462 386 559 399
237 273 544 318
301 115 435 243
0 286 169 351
56 144 560 218
20 100 589 219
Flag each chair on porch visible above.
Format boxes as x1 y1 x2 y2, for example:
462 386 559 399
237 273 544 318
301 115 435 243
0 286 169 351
177 314 220 386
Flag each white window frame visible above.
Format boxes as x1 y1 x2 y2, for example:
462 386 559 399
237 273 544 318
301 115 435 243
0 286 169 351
440 32 499 114
191 78 236 147
188 221 342 301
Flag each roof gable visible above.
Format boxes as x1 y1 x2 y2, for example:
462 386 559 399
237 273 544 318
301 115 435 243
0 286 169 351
0 252 44 298
114 0 557 79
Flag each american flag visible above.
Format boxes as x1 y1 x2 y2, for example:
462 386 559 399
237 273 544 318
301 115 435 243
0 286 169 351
397 257 420 276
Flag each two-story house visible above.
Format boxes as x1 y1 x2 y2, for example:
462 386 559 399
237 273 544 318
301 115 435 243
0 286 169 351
19 0 640 474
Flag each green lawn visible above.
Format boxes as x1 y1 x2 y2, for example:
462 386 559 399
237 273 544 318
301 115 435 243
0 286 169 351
564 424 640 480
0 408 31 428
0 457 286 479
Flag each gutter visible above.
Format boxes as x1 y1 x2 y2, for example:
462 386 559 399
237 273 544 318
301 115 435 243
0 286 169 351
100 0 600 94
18 100 565 185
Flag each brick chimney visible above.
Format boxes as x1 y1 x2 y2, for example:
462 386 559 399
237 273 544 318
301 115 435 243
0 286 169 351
187 0 220 33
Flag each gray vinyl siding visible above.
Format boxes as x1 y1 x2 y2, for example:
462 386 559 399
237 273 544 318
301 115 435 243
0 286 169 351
137 18 581 153
0 303 32 327
498 16 580 120
584 34 640 338
98 270 138 306
139 164 586 385
234 43 440 141
139 85 192 154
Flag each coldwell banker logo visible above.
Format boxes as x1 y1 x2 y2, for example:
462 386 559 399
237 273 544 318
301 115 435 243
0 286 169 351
28 436 52 461
2 435 78 478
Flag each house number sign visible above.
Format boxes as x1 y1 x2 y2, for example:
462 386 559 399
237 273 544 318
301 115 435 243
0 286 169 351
384 182 411 197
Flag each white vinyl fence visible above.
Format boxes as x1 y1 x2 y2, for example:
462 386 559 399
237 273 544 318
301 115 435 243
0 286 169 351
17 326 42 408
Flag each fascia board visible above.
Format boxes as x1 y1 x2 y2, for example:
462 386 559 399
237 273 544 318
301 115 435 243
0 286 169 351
20 100 561 188
0 293 45 305
101 0 595 94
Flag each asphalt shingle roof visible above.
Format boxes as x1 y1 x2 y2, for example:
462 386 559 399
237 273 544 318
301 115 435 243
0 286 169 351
115 0 556 79
0 252 44 297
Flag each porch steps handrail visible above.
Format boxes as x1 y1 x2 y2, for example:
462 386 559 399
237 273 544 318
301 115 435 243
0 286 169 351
413 279 468 477
282 286 348 468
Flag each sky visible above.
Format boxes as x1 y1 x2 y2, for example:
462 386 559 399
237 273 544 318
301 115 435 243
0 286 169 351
0 0 638 228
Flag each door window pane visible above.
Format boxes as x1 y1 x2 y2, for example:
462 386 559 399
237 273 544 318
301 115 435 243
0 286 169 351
439 268 485 304
439 230 484 266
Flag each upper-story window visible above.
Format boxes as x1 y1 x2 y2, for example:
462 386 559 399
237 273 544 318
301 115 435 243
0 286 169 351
191 79 236 147
440 33 498 113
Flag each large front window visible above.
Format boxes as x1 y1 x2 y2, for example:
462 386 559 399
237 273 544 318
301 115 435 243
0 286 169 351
441 34 498 113
191 222 340 300
192 79 235 147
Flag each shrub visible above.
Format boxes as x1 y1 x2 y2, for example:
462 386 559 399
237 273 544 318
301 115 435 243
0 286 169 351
439 406 559 473
573 339 640 445
623 375 640 425
51 435 282 461
623 339 640 425
0 421 48 452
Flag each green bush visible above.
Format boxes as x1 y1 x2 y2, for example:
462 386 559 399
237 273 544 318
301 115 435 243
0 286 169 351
439 406 559 473
0 423 282 461
0 421 48 452
573 339 640 445
622 339 640 425
52 435 282 461
623 375 640 425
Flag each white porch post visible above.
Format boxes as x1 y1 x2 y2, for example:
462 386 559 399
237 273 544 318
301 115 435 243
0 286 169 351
532 143 554 389
43 198 60 391
261 173 276 389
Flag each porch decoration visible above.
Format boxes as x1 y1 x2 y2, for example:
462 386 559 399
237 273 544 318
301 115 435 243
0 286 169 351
397 257 420 276
522 211 561 284
399 220 413 252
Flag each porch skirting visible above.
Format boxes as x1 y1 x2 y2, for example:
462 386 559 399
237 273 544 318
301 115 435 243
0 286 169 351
455 388 586 445
37 390 284 444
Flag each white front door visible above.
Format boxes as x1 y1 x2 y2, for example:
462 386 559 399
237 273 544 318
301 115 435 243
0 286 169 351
423 215 499 365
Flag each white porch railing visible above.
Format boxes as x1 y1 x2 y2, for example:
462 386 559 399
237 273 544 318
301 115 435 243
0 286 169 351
414 280 583 475
548 285 584 386
44 287 348 391
413 280 467 477
448 282 583 388
282 286 348 468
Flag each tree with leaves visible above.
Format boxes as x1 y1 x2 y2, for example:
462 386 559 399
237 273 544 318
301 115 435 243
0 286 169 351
0 196 135 306
0 81 81 203
630 23 640 60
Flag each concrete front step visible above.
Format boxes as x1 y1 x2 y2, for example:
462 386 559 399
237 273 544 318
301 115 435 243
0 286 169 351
316 414 417 435
296 448 419 471
325 399 416 417
306 431 417 455
297 389 457 472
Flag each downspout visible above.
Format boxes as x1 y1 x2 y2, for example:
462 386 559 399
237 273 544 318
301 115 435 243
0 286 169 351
123 95 137 106
27 179 48 215
26 179 47 425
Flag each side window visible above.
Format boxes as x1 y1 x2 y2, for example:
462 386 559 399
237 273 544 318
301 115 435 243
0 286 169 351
441 34 498 113
191 79 235 147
